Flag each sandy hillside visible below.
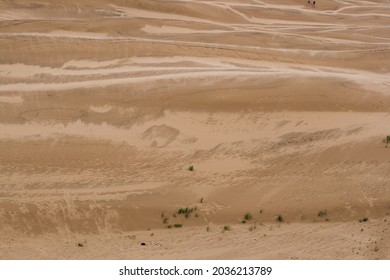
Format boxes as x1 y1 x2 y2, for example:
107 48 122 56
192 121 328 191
0 0 389 259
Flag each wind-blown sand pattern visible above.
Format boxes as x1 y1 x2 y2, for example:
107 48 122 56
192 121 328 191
0 0 389 259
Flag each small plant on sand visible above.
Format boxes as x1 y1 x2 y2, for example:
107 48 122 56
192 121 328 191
177 206 196 218
318 210 327 217
244 212 253 221
222 225 231 232
162 217 169 224
259 209 263 214
174 224 183 228
199 197 204 204
167 225 172 229
125 235 136 240
188 165 194 172
276 214 284 223
359 217 369 223
206 226 210 232
384 135 390 147
249 225 257 232
77 241 86 247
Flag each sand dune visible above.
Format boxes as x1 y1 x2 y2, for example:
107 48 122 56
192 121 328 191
0 0 389 259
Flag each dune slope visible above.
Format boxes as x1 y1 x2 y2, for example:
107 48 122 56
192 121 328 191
0 0 389 259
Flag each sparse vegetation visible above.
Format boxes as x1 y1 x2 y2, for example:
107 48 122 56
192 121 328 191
177 206 196 218
199 197 204 203
385 135 390 148
276 214 284 222
244 212 252 221
167 225 172 229
188 165 194 171
178 207 195 215
206 226 210 232
160 212 169 224
222 225 231 232
249 225 257 231
318 210 327 217
259 209 263 214
125 235 136 240
359 217 369 223
174 224 183 228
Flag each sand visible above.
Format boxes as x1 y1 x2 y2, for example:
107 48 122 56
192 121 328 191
0 0 389 260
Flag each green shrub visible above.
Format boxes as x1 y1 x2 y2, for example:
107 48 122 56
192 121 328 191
178 207 195 215
318 210 327 217
222 225 230 232
188 165 194 171
359 217 369 222
174 224 182 228
244 212 252 220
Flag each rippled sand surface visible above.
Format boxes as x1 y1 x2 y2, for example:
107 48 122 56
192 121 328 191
0 0 389 259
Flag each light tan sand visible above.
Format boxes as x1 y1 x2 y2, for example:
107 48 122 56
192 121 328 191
0 0 390 260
